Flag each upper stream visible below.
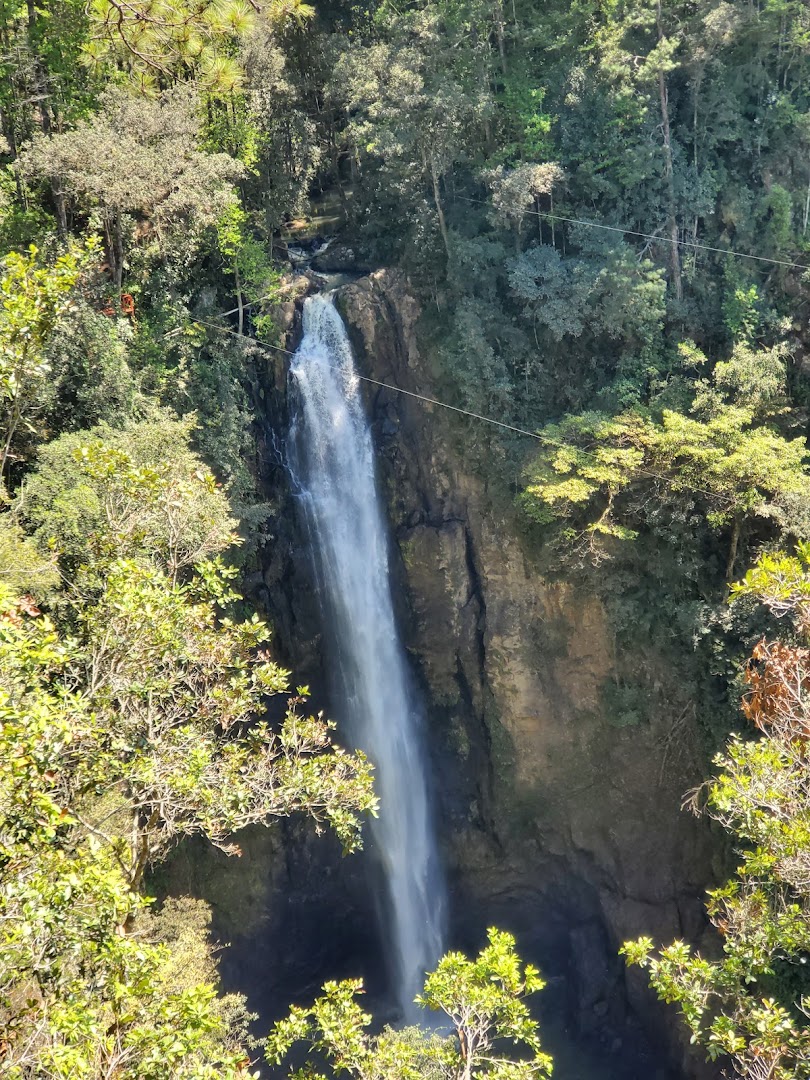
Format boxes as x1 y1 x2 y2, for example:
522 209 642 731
288 293 445 1019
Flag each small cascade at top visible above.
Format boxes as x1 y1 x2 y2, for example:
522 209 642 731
288 293 445 1020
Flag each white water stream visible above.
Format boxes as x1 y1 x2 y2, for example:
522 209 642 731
288 294 445 1020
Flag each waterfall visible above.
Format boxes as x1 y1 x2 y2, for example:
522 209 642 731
288 293 445 1020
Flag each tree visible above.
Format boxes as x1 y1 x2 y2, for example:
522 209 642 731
82 0 253 92
329 1 495 262
0 505 376 1073
0 514 59 598
19 415 238 583
0 242 83 478
230 21 323 234
18 86 241 290
521 341 810 575
215 201 281 336
266 928 553 1080
43 292 137 434
15 418 376 884
82 0 313 92
589 0 686 297
486 163 564 251
0 587 260 1078
622 543 810 1080
0 405 378 1073
508 227 667 361
75 556 376 888
0 0 96 233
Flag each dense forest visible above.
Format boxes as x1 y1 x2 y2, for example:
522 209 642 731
3 0 810 1076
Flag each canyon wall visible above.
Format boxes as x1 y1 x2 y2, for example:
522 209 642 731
164 270 722 1080
337 271 721 1078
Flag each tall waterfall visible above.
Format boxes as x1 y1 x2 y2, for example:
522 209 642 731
288 293 445 1020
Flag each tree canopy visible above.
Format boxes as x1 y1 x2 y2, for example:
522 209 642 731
2 0 810 1072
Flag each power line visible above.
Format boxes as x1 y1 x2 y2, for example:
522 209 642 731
188 314 736 506
456 194 810 272
159 287 294 339
190 316 547 439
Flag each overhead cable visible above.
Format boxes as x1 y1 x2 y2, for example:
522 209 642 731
188 315 736 505
455 194 810 272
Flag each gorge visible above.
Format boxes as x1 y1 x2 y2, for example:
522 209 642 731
161 269 721 1080
4 1 810 1075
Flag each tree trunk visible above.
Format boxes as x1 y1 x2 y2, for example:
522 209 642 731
658 69 682 300
428 152 451 261
25 0 68 235
458 1029 472 1080
657 1 682 301
2 115 25 201
26 0 50 138
113 211 124 294
53 182 67 235
1 394 22 479
129 808 159 892
493 0 507 75
727 514 741 582
235 264 244 335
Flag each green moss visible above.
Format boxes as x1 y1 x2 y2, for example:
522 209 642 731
600 678 651 729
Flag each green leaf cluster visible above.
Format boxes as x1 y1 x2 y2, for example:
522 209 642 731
623 553 810 1078
0 416 377 1074
267 928 552 1080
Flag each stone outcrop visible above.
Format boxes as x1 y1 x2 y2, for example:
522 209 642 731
337 271 720 1079
163 269 721 1080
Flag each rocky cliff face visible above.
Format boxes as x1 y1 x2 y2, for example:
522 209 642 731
337 271 720 1079
163 269 721 1080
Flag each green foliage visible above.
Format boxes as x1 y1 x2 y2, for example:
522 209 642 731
709 342 788 418
45 295 138 433
730 542 810 629
623 552 810 1078
2 0 810 1070
84 0 268 92
0 588 260 1078
723 283 761 344
18 87 242 288
0 371 375 1075
496 74 555 164
417 927 551 1076
0 514 59 599
0 440 376 1072
522 348 810 569
84 0 314 91
215 201 282 335
73 556 376 877
509 229 667 352
267 928 552 1080
19 415 238 582
0 242 85 476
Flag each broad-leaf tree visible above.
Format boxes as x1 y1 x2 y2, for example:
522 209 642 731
522 341 810 575
0 242 83 478
266 927 553 1080
18 87 241 290
0 588 260 1078
623 544 810 1079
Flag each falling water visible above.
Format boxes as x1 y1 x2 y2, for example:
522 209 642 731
288 293 445 1020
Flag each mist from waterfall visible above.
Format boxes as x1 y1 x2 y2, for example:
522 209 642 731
288 293 445 1020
